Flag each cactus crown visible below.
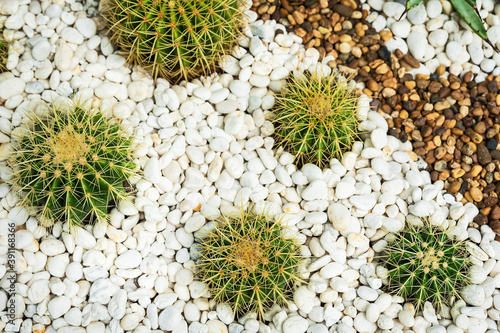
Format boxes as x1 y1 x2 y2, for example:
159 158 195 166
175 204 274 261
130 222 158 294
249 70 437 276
381 219 471 312
8 97 138 232
196 207 304 319
102 0 246 83
271 69 360 169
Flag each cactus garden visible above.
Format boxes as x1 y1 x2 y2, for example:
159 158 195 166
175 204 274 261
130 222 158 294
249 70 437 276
2 0 500 332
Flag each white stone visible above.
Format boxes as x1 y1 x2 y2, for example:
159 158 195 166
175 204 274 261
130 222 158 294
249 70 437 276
159 306 182 330
293 286 315 313
115 250 142 269
216 303 234 325
461 285 485 306
89 279 120 304
229 80 250 98
144 157 162 183
407 4 427 24
357 286 378 301
28 280 50 304
0 78 25 100
336 182 355 199
128 81 149 102
349 195 376 211
302 180 327 201
407 32 428 61
428 29 448 47
15 230 34 249
193 87 211 101
32 40 51 61
398 310 415 327
446 41 464 62
40 239 66 256
282 316 308 333
75 18 97 38
48 296 71 319
353 313 377 333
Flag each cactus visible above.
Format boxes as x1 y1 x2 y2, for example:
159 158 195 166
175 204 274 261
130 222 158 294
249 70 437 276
271 70 361 169
8 97 138 232
0 36 8 73
380 219 471 311
102 0 246 83
196 207 304 318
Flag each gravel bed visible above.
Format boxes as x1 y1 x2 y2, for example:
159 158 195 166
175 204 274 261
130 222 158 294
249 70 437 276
365 0 500 80
0 1 500 333
385 71 500 235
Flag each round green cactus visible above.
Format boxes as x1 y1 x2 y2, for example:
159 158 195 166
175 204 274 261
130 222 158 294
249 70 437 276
271 70 361 169
0 37 8 73
380 219 471 311
196 207 304 318
102 0 246 83
8 97 138 231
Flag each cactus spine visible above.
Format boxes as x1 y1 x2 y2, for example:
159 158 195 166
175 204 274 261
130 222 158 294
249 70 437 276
196 207 304 318
8 97 138 232
102 0 246 83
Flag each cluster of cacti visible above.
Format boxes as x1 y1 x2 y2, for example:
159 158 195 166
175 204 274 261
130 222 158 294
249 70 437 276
102 0 246 83
0 36 8 73
271 70 360 169
196 207 304 318
401 0 498 52
8 97 138 232
380 219 471 311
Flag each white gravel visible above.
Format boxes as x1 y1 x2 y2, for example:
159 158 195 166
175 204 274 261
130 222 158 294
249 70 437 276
0 1 500 333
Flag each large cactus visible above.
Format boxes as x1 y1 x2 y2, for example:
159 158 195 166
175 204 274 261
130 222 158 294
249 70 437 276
196 207 305 318
271 70 361 169
102 0 246 83
380 219 471 311
8 97 138 232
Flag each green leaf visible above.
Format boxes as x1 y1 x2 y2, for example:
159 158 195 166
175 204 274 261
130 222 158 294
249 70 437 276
405 0 424 9
450 0 499 52
399 0 424 20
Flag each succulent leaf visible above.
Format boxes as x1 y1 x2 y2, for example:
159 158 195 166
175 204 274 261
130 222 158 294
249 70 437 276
196 206 305 319
8 97 139 232
102 0 246 83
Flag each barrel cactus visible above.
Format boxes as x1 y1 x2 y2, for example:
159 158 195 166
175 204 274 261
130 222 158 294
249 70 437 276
102 0 246 83
380 219 471 311
196 207 304 318
271 70 361 169
0 36 8 73
8 97 138 231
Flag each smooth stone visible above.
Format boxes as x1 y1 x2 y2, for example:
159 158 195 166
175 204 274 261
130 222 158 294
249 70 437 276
115 250 142 269
283 316 308 333
0 78 26 100
75 18 97 38
159 306 182 330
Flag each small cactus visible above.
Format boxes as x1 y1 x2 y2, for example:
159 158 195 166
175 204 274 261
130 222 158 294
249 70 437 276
8 97 138 232
380 219 471 312
0 36 8 73
196 207 304 318
102 0 246 83
271 69 361 169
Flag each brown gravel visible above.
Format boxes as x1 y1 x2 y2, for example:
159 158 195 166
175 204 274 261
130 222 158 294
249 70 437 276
383 72 500 234
250 0 415 76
